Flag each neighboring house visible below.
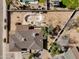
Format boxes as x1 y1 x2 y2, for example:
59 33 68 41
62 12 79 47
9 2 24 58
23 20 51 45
53 53 65 59
9 25 45 51
53 47 79 59
64 47 79 59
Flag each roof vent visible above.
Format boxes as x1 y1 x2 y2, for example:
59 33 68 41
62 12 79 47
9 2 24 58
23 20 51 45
29 26 34 29
15 22 21 25
35 33 39 36
32 33 39 37
21 38 27 41
24 38 27 41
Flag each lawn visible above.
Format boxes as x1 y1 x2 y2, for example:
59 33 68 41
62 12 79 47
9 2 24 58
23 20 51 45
61 0 79 9
39 0 45 3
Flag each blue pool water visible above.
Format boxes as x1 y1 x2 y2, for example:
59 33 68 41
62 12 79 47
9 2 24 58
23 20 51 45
21 0 36 3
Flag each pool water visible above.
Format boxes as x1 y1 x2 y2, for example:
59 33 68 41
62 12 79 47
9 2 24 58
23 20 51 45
20 0 37 3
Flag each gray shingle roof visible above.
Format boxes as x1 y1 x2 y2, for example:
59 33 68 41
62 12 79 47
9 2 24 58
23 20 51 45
9 25 44 51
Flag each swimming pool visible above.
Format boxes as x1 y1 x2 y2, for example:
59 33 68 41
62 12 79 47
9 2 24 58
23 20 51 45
20 0 37 3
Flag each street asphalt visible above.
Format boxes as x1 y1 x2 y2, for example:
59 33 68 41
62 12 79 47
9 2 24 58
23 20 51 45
0 0 3 59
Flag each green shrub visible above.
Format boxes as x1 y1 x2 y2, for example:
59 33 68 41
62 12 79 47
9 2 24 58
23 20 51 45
49 42 63 56
61 0 79 9
29 53 34 59
6 0 12 9
39 0 45 3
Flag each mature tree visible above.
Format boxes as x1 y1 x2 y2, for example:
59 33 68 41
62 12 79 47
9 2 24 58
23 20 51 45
41 25 54 38
61 0 79 9
49 42 63 56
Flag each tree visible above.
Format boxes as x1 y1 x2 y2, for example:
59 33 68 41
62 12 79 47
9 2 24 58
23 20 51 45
6 0 12 9
48 25 54 35
41 25 54 38
49 42 63 56
61 0 79 9
41 27 49 38
29 52 41 59
29 53 34 59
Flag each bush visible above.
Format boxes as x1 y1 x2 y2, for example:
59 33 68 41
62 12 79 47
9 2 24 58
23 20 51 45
61 0 79 9
39 0 45 3
29 53 34 59
6 0 12 9
49 42 63 56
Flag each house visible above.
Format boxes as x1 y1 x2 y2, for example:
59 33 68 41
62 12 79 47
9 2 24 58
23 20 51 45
9 25 46 51
53 47 79 59
64 47 79 59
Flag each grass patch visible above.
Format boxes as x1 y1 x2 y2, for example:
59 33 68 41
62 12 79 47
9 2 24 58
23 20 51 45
39 0 45 3
61 0 79 9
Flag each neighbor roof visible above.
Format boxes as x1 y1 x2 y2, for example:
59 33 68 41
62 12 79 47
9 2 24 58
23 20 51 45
64 47 79 59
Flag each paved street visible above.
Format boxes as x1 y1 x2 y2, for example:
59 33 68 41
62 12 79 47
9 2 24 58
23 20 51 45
0 0 3 59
